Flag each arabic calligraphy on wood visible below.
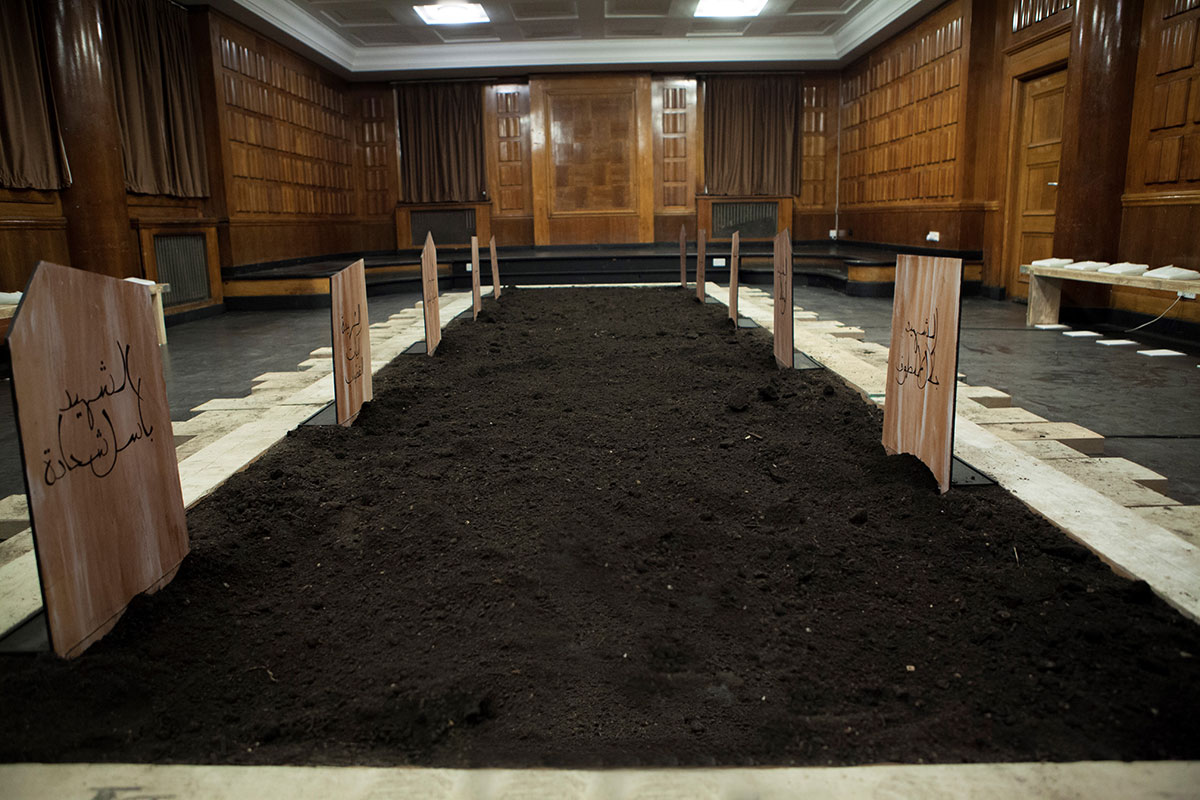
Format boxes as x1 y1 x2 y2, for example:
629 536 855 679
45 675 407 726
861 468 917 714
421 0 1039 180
8 261 189 658
883 254 963 494
330 259 372 426
773 228 793 369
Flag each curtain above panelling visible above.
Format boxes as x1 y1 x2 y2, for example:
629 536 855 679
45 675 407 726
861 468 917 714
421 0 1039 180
106 0 209 197
0 1 67 190
703 76 802 196
396 83 486 204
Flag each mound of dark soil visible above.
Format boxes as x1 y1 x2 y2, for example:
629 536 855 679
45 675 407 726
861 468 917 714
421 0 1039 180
1 287 1198 768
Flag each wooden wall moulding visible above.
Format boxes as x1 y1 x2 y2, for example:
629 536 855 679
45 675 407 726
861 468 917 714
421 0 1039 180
421 232 442 355
839 1 966 208
7 262 189 658
773 228 793 369
483 83 534 220
529 75 654 245
1011 0 1074 34
883 255 964 494
329 259 372 425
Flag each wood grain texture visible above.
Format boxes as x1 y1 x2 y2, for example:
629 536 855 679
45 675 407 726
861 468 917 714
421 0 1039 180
695 229 706 302
529 75 654 244
421 233 441 355
488 235 501 299
7 261 188 657
483 84 533 219
729 231 740 322
653 77 698 212
471 236 481 320
839 1 966 207
883 255 964 494
329 259 371 426
773 229 793 369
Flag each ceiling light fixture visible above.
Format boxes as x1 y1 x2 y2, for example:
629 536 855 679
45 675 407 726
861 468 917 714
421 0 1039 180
693 0 768 17
414 3 490 25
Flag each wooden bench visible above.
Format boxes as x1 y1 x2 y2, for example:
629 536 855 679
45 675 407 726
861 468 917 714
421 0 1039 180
124 278 171 345
1020 264 1198 326
0 304 16 341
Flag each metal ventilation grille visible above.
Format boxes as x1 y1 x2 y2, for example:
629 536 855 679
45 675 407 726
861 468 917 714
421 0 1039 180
411 208 476 247
153 234 210 308
712 201 778 239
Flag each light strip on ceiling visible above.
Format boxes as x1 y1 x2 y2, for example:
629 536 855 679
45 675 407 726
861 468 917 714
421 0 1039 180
693 0 769 17
414 3 490 25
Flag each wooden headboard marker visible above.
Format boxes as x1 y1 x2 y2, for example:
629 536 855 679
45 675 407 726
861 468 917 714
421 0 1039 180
728 231 741 323
883 254 964 493
329 259 372 425
7 261 189 658
488 236 501 300
695 228 707 302
678 225 687 288
421 232 442 355
773 228 793 369
471 236 482 320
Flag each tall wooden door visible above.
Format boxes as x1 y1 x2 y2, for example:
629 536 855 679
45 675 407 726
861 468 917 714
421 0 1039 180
1005 69 1067 298
530 75 654 245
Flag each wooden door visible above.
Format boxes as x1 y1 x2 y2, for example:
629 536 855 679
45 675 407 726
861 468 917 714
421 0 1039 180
1005 69 1067 298
530 75 654 245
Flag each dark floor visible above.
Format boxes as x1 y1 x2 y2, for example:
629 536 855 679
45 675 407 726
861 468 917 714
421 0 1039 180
792 281 1200 505
2 283 1198 506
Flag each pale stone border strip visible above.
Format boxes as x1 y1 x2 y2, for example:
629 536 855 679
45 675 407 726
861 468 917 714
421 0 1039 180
706 282 1200 623
0 761 1197 800
0 292 476 639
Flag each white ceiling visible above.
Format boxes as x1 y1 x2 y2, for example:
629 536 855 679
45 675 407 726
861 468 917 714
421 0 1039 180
192 0 942 78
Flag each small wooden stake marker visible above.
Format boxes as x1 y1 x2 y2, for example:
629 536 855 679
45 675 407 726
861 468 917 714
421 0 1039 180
329 259 371 426
695 228 707 302
773 228 793 368
679 224 687 288
7 261 189 658
728 231 741 322
470 236 482 320
883 254 964 493
421 232 442 355
488 235 501 300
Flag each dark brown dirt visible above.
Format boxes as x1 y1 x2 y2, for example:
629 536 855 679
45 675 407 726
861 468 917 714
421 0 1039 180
2 286 1199 768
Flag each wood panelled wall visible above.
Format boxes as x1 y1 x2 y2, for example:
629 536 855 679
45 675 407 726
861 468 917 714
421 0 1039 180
202 12 396 266
1119 0 1200 322
0 189 70 292
836 0 980 250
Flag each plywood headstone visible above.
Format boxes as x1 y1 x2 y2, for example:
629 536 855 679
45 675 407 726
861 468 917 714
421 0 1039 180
773 228 793 369
883 254 964 494
488 235 501 300
679 224 687 288
421 232 441 355
728 231 740 322
329 259 372 426
470 236 482 320
7 261 189 658
695 229 707 302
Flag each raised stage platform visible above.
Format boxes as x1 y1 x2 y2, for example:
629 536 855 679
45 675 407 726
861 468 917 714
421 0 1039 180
218 241 985 310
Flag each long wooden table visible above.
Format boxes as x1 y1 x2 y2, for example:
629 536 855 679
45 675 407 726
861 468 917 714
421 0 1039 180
1021 264 1198 326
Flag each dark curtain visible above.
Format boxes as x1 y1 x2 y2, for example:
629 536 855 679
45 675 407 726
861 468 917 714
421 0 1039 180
106 0 209 197
703 76 803 196
396 82 486 203
0 1 67 190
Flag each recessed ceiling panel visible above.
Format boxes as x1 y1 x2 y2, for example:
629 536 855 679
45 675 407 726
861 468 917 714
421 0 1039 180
687 17 752 36
315 2 397 26
433 23 502 42
605 0 673 18
510 0 579 20
518 20 583 39
769 15 841 34
605 18 668 36
345 25 419 45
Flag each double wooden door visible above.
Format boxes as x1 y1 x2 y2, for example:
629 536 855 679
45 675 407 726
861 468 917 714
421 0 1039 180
1006 69 1067 298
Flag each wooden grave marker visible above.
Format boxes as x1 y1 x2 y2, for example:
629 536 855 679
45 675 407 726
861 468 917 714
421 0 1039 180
471 236 482 320
773 228 793 368
679 224 687 288
329 258 372 425
7 261 189 658
488 235 501 300
421 232 442 355
695 228 707 302
883 254 964 493
728 231 740 322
